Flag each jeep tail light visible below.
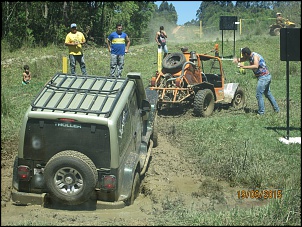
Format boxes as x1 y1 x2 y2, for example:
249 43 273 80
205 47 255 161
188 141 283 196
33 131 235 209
18 165 31 181
101 175 116 190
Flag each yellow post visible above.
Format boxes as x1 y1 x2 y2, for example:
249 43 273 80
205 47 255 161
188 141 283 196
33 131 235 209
157 47 162 73
240 19 242 35
62 56 67 73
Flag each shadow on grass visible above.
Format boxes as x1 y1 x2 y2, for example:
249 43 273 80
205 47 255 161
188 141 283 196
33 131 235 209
265 126 301 137
158 102 191 117
44 196 97 211
243 107 257 114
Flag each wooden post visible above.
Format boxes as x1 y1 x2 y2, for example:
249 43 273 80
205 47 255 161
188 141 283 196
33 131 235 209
62 56 67 73
157 47 162 73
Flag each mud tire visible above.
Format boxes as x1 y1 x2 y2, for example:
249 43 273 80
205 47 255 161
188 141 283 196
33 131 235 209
44 150 98 206
125 172 140 206
151 113 158 147
193 89 215 117
162 53 186 74
231 87 246 109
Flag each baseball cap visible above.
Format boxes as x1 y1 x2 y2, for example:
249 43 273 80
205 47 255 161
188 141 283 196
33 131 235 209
71 23 77 28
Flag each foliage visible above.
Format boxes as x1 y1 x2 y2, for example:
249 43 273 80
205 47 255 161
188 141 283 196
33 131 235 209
195 1 301 27
156 0 177 24
2 1 300 49
1 1 158 49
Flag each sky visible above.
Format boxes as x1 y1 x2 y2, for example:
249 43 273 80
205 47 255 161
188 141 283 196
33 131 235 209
155 1 202 25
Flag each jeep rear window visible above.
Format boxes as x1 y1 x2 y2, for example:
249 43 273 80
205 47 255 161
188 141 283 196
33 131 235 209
23 118 110 168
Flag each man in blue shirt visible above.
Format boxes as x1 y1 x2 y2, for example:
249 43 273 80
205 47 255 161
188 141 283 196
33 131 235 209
106 23 130 78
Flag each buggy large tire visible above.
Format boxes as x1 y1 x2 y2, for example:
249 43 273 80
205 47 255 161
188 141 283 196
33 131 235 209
124 172 140 206
193 89 215 117
162 53 186 74
44 150 98 206
269 28 275 36
231 87 246 109
151 113 158 148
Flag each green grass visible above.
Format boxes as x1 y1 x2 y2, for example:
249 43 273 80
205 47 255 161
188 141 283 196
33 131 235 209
1 33 301 226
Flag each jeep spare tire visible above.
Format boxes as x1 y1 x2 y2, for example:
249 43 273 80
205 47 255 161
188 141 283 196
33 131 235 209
162 52 186 74
44 150 98 205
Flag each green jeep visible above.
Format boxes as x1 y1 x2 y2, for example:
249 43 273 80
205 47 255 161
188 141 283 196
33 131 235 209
11 72 158 208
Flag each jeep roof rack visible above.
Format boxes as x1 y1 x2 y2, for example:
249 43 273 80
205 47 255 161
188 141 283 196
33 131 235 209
31 73 128 118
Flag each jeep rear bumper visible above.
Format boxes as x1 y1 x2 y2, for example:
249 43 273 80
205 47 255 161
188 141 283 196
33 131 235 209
11 189 46 206
11 189 125 209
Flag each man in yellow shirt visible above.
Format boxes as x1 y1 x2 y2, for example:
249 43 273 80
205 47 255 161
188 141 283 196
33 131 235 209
65 23 87 75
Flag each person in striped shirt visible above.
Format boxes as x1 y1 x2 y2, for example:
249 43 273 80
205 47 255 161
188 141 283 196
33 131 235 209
106 23 131 78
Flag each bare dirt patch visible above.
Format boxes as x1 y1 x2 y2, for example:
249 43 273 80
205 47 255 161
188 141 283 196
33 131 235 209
1 111 268 226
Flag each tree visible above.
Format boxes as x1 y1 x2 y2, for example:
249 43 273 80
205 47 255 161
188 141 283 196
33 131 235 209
156 1 177 24
1 1 300 50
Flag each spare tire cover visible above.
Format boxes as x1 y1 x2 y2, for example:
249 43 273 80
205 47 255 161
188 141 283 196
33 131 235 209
44 150 98 205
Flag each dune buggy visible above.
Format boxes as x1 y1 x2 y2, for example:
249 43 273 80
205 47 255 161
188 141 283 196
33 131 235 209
150 48 246 117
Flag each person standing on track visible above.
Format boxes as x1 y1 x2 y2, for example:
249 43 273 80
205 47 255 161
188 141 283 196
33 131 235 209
233 47 279 115
155 26 168 58
106 23 130 78
64 23 87 76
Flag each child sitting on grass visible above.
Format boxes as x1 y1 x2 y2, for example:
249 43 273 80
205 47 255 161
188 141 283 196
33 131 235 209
22 65 31 85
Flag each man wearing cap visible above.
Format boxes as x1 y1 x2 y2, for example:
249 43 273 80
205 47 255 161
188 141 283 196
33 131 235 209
276 13 284 26
65 23 87 75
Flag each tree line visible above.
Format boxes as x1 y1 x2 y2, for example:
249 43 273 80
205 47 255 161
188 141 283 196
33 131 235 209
1 1 300 51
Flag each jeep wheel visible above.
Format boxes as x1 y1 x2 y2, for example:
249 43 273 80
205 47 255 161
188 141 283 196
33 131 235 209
232 87 246 109
44 150 98 205
193 89 215 117
125 172 140 206
274 28 281 36
162 53 186 74
151 113 158 147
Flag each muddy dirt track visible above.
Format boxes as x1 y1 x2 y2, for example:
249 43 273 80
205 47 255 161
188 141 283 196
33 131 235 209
1 112 268 226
